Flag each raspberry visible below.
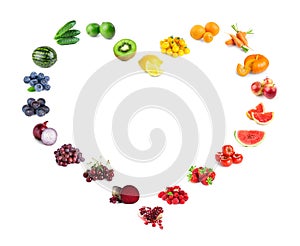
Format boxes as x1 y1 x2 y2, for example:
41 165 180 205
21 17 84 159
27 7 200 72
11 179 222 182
158 191 165 198
166 199 172 205
172 198 179 204
161 194 168 200
168 195 173 200
180 199 185 204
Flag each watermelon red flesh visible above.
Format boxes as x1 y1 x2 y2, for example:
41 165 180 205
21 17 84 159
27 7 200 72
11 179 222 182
252 112 274 124
234 130 265 147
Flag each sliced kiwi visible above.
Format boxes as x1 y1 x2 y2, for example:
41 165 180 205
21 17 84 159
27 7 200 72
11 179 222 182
113 39 137 61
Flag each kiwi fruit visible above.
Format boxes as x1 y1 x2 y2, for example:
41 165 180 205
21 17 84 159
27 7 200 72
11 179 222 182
113 39 137 61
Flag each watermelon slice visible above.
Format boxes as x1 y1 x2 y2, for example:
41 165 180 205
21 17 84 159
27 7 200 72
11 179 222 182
246 103 264 120
234 130 265 147
252 111 274 125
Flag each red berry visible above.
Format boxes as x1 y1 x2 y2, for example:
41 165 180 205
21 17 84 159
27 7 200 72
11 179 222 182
173 192 179 197
166 199 172 205
168 195 173 200
184 195 189 201
161 194 167 200
172 198 179 204
158 191 165 198
179 195 183 200
180 199 185 204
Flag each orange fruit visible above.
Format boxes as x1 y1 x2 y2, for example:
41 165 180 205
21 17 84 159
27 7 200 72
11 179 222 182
203 32 214 43
236 63 251 76
205 22 220 36
190 25 206 40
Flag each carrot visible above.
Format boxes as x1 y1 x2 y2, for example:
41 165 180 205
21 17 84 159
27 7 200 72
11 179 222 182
225 38 234 45
231 24 254 47
229 34 250 52
236 32 248 46
229 34 244 48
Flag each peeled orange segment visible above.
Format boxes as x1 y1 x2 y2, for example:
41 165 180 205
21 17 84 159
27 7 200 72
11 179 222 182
252 111 274 125
246 103 265 120
237 63 251 76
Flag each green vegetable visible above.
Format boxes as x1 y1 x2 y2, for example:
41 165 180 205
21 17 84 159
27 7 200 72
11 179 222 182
54 20 76 39
56 29 80 39
32 46 57 68
56 37 80 45
27 86 35 92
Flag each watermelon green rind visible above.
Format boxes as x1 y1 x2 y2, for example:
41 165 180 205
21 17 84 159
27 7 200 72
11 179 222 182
32 46 57 68
234 130 265 147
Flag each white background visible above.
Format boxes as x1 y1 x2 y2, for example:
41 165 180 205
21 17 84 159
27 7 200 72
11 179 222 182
1 0 300 245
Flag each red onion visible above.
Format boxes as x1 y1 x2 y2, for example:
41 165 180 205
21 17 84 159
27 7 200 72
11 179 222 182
33 121 48 140
41 128 57 146
112 185 140 204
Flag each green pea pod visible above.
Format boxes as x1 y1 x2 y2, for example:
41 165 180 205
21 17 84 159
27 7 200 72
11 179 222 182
54 20 76 39
58 29 81 38
56 37 80 45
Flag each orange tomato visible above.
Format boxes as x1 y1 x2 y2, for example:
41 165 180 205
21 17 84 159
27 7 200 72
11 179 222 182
205 22 220 36
244 54 269 74
190 25 206 40
203 32 214 43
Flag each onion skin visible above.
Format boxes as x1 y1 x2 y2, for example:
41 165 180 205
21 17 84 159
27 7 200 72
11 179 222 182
33 121 48 140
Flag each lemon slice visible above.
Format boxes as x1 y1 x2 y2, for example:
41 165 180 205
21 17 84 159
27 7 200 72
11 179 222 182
138 55 163 77
145 61 163 77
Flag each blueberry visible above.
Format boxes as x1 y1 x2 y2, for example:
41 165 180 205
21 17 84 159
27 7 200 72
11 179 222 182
30 72 37 79
36 108 46 117
37 98 46 106
22 105 31 113
31 101 40 109
27 98 35 106
29 79 38 87
40 105 50 114
34 83 43 92
44 84 51 91
37 73 44 81
23 76 31 83
24 108 35 116
44 76 50 82
40 79 48 87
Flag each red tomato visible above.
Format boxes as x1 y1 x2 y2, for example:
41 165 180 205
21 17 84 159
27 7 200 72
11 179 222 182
222 145 235 157
220 156 233 167
215 152 223 162
232 153 243 164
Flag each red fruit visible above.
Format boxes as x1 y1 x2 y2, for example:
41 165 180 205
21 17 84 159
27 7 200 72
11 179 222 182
190 174 199 183
172 198 179 204
232 153 243 164
166 199 172 205
192 167 199 174
168 195 174 200
201 177 213 185
173 192 179 197
222 145 235 157
161 194 167 200
209 171 216 180
180 199 185 204
263 84 277 99
183 195 189 201
215 152 223 162
220 156 233 167
158 191 165 198
262 77 274 87
251 81 263 96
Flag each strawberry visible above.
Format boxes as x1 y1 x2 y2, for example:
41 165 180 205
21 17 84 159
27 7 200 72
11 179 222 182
201 176 214 185
190 174 199 183
187 165 200 183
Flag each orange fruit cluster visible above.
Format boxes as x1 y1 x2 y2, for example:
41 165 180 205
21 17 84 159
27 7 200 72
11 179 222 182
160 36 190 58
190 22 220 43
